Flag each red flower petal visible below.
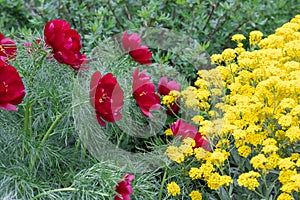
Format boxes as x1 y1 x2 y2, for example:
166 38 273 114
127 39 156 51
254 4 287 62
122 31 141 52
0 63 25 111
0 33 17 61
114 174 134 200
90 71 124 126
158 77 180 95
129 46 152 65
135 93 161 118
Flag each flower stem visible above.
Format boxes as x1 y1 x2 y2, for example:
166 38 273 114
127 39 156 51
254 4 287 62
23 101 30 135
31 100 89 171
116 131 125 148
158 167 168 200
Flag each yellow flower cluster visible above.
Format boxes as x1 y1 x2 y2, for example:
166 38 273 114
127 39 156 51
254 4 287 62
162 90 180 107
237 171 261 190
167 181 181 197
187 147 232 190
165 137 195 163
165 15 300 199
189 190 202 200
249 30 263 45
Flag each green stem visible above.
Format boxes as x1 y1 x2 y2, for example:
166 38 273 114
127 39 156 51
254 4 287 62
116 132 125 148
253 189 266 199
158 167 168 200
22 101 32 160
31 100 89 171
23 101 30 135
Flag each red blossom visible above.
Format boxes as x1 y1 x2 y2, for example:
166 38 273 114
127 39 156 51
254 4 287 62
0 32 17 62
132 68 160 118
90 71 124 126
170 119 211 150
44 19 87 70
122 31 141 52
0 61 25 111
122 31 152 65
114 174 134 200
158 77 181 116
158 77 180 96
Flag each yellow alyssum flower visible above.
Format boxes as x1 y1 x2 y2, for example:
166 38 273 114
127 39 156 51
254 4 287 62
284 40 300 59
199 162 215 180
189 190 202 200
290 153 300 161
232 34 246 42
206 149 230 167
278 158 295 170
281 22 300 31
250 154 268 172
216 139 230 149
194 78 209 89
277 193 294 200
235 46 246 54
262 138 277 146
278 115 293 128
291 105 300 116
191 115 204 124
222 48 236 63
211 54 223 64
162 90 180 106
164 128 173 136
194 147 209 161
266 153 280 170
262 144 278 154
285 126 300 142
167 182 180 197
259 34 284 49
278 98 297 111
281 175 300 193
189 167 202 180
245 132 267 148
206 172 232 190
165 146 185 163
238 145 252 158
237 171 261 190
278 169 297 184
180 137 195 156
249 30 263 45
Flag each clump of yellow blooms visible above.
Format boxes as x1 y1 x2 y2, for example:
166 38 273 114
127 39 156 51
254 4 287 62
249 30 263 45
165 137 195 163
189 190 202 200
237 171 261 190
164 15 300 199
167 182 181 197
162 90 180 108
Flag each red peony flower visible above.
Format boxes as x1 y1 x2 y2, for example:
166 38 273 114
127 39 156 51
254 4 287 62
122 31 152 65
44 19 70 47
170 119 211 150
121 31 141 52
132 68 160 118
44 19 87 70
114 174 134 200
90 71 124 126
0 60 25 111
0 32 17 62
158 77 180 96
158 77 181 116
